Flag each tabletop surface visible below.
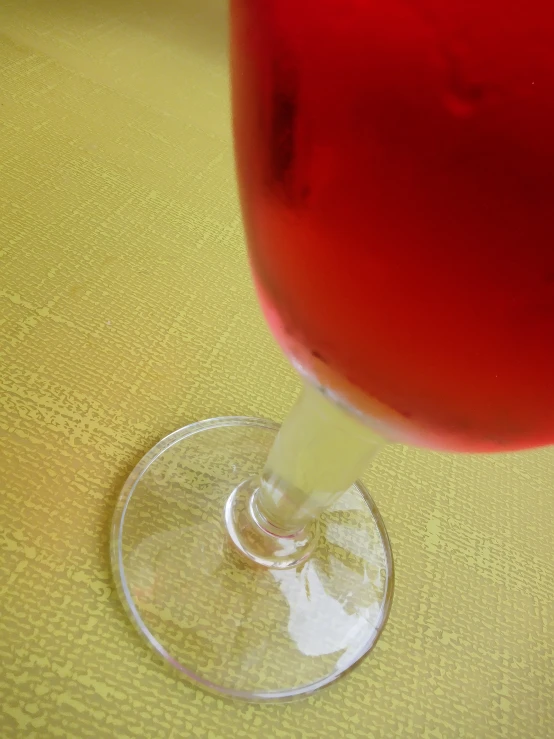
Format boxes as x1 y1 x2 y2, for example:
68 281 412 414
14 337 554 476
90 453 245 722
1 1 553 737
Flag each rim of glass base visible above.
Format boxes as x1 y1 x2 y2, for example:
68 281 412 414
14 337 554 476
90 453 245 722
110 416 395 702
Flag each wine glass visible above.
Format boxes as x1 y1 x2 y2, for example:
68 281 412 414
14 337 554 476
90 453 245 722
111 0 554 701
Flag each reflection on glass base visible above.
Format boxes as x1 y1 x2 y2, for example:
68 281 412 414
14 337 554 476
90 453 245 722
111 417 394 701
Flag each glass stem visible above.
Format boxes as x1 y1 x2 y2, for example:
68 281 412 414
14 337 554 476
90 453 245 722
252 382 386 537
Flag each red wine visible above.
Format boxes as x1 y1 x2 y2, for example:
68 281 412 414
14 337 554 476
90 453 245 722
231 0 554 451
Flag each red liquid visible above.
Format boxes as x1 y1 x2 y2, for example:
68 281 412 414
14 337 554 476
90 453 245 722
231 0 554 452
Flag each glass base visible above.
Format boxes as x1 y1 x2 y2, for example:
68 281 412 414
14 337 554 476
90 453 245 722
111 417 394 701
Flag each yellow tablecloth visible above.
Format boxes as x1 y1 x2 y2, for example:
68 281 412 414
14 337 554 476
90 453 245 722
1 1 553 736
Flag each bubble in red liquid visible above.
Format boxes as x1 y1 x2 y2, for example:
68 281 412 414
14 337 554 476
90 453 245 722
443 87 483 117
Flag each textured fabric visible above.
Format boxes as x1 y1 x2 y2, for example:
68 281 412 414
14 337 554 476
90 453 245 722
0 1 552 737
